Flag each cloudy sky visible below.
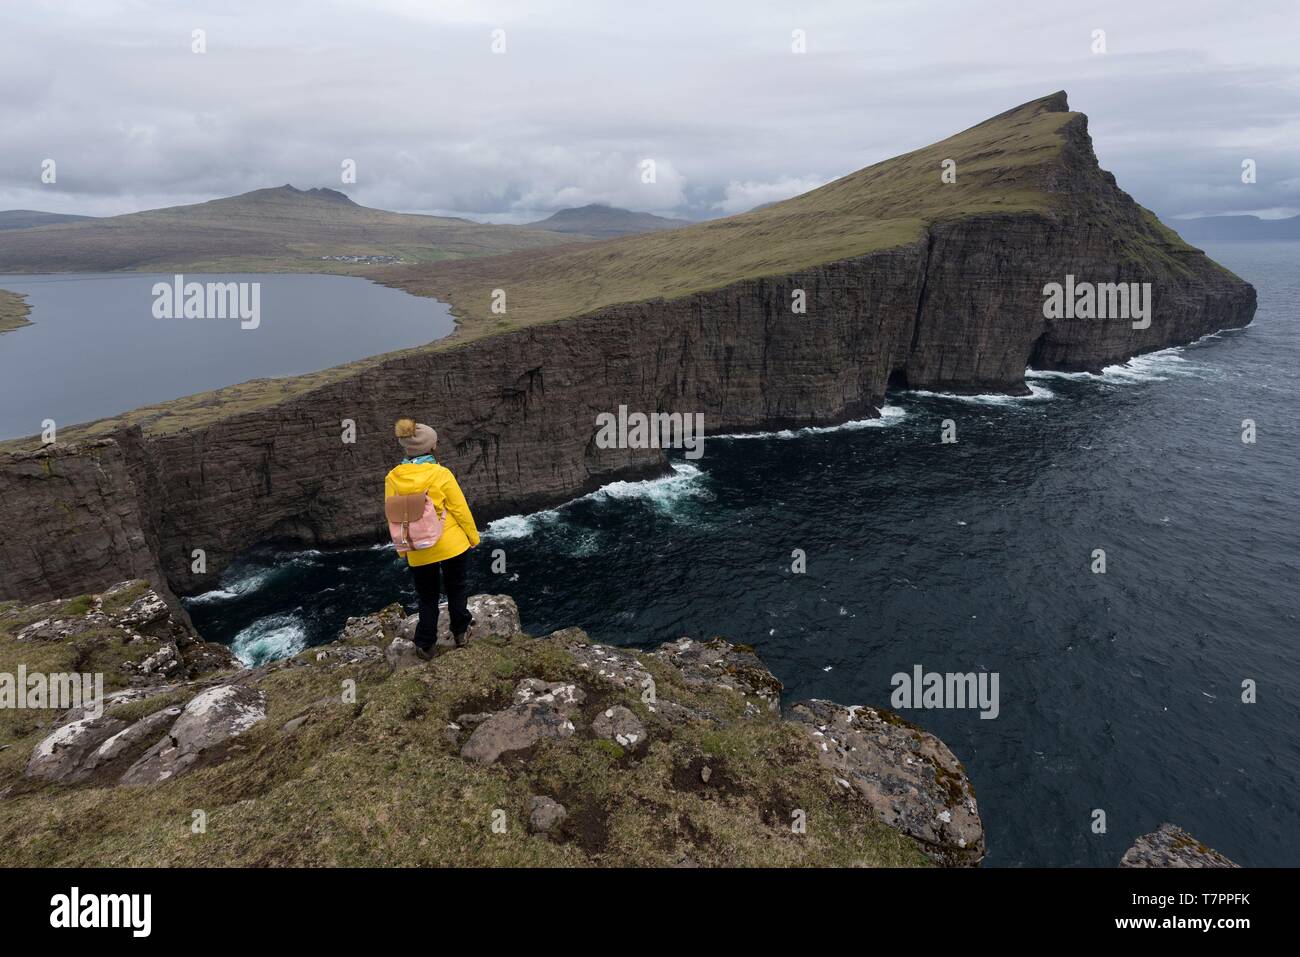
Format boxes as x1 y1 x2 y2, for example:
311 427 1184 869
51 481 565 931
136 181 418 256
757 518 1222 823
2 0 1296 224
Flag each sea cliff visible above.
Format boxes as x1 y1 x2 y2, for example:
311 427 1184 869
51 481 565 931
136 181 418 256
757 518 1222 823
0 93 1255 604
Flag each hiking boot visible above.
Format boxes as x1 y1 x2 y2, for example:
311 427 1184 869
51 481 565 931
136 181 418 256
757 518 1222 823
414 643 436 660
452 618 476 648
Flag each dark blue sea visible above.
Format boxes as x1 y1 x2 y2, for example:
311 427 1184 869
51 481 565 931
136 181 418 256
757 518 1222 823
188 240 1300 867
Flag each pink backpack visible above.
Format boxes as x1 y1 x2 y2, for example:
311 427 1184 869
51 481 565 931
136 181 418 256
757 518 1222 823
385 492 447 554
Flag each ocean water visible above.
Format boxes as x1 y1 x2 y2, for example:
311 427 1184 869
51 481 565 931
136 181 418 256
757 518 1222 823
0 272 454 439
187 241 1300 867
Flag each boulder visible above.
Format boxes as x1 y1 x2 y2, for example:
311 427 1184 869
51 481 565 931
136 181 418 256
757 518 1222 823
138 642 182 676
1120 823 1238 868
120 685 267 785
459 678 584 764
114 588 171 629
529 796 567 834
90 705 184 767
25 715 128 783
459 703 577 764
54 687 155 727
787 699 984 866
385 637 424 671
592 705 646 748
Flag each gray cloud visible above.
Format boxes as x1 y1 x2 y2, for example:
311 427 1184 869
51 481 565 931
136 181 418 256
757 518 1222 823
1 0 1296 223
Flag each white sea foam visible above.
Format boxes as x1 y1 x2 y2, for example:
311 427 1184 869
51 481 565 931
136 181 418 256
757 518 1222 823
230 613 308 666
1099 350 1208 382
1026 345 1212 385
485 462 707 540
185 566 277 606
906 383 1056 404
588 462 705 503
485 513 541 539
713 404 907 440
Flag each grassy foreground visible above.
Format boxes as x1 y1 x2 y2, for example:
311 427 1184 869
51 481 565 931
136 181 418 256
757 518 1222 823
0 594 928 867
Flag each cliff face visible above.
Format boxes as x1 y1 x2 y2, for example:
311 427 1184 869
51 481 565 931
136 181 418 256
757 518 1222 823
0 96 1256 603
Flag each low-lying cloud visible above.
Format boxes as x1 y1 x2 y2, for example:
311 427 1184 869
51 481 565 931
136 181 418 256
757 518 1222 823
0 0 1295 223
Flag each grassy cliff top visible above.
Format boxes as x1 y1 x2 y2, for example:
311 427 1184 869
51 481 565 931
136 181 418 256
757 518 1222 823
388 91 1084 327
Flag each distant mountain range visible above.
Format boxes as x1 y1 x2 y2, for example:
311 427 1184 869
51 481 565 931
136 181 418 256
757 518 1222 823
527 204 692 239
0 186 581 273
0 210 95 230
1171 213 1300 241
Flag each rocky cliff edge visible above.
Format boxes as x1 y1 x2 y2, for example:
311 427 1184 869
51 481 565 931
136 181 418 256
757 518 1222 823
1 583 983 866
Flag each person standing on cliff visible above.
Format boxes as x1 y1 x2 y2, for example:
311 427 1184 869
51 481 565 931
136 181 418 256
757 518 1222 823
386 418 480 653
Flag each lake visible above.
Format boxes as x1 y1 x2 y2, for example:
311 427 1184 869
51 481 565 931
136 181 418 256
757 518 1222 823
0 272 454 440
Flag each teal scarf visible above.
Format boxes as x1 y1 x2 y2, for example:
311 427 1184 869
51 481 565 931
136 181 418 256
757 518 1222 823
401 454 437 465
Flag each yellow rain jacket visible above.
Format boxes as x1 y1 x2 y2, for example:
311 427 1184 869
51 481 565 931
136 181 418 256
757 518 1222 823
384 461 480 566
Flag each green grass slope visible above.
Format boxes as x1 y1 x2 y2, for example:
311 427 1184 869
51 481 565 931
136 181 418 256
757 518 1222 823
0 595 928 867
389 91 1092 326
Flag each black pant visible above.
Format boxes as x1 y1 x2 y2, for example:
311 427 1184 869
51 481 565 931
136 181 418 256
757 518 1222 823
409 552 471 648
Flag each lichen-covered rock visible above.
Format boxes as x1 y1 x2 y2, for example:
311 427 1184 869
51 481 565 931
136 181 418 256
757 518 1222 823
5 580 238 683
592 705 646 748
111 586 171 629
89 705 184 769
555 629 653 690
786 699 985 866
25 714 129 783
651 638 782 713
459 702 578 765
138 642 182 676
1120 823 1238 868
120 685 267 785
398 593 521 648
459 678 583 764
16 616 103 642
512 678 585 709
